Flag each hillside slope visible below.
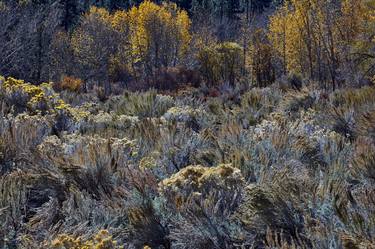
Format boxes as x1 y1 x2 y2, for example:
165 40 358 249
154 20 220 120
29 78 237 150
0 76 374 248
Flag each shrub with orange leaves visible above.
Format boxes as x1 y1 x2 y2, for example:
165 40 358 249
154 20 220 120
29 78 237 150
59 75 83 92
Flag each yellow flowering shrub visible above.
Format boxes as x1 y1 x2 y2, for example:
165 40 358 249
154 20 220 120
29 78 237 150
50 230 123 249
2 77 47 110
0 76 89 120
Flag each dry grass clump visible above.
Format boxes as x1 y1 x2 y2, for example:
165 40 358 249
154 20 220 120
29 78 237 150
327 107 357 140
325 85 375 141
331 86 375 109
351 138 375 180
357 109 375 141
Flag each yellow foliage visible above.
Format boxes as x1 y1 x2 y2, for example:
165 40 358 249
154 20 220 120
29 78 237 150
88 7 112 25
128 1 191 70
268 1 312 75
268 4 292 73
269 0 375 81
342 0 375 73
71 2 191 79
111 10 129 33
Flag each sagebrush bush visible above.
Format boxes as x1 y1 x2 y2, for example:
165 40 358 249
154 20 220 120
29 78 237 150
106 90 174 119
279 89 316 115
160 164 245 248
234 185 306 248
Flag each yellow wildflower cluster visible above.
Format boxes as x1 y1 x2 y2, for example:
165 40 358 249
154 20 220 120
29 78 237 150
160 164 244 209
161 164 240 189
139 155 158 171
1 76 89 119
3 77 46 105
50 230 123 249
